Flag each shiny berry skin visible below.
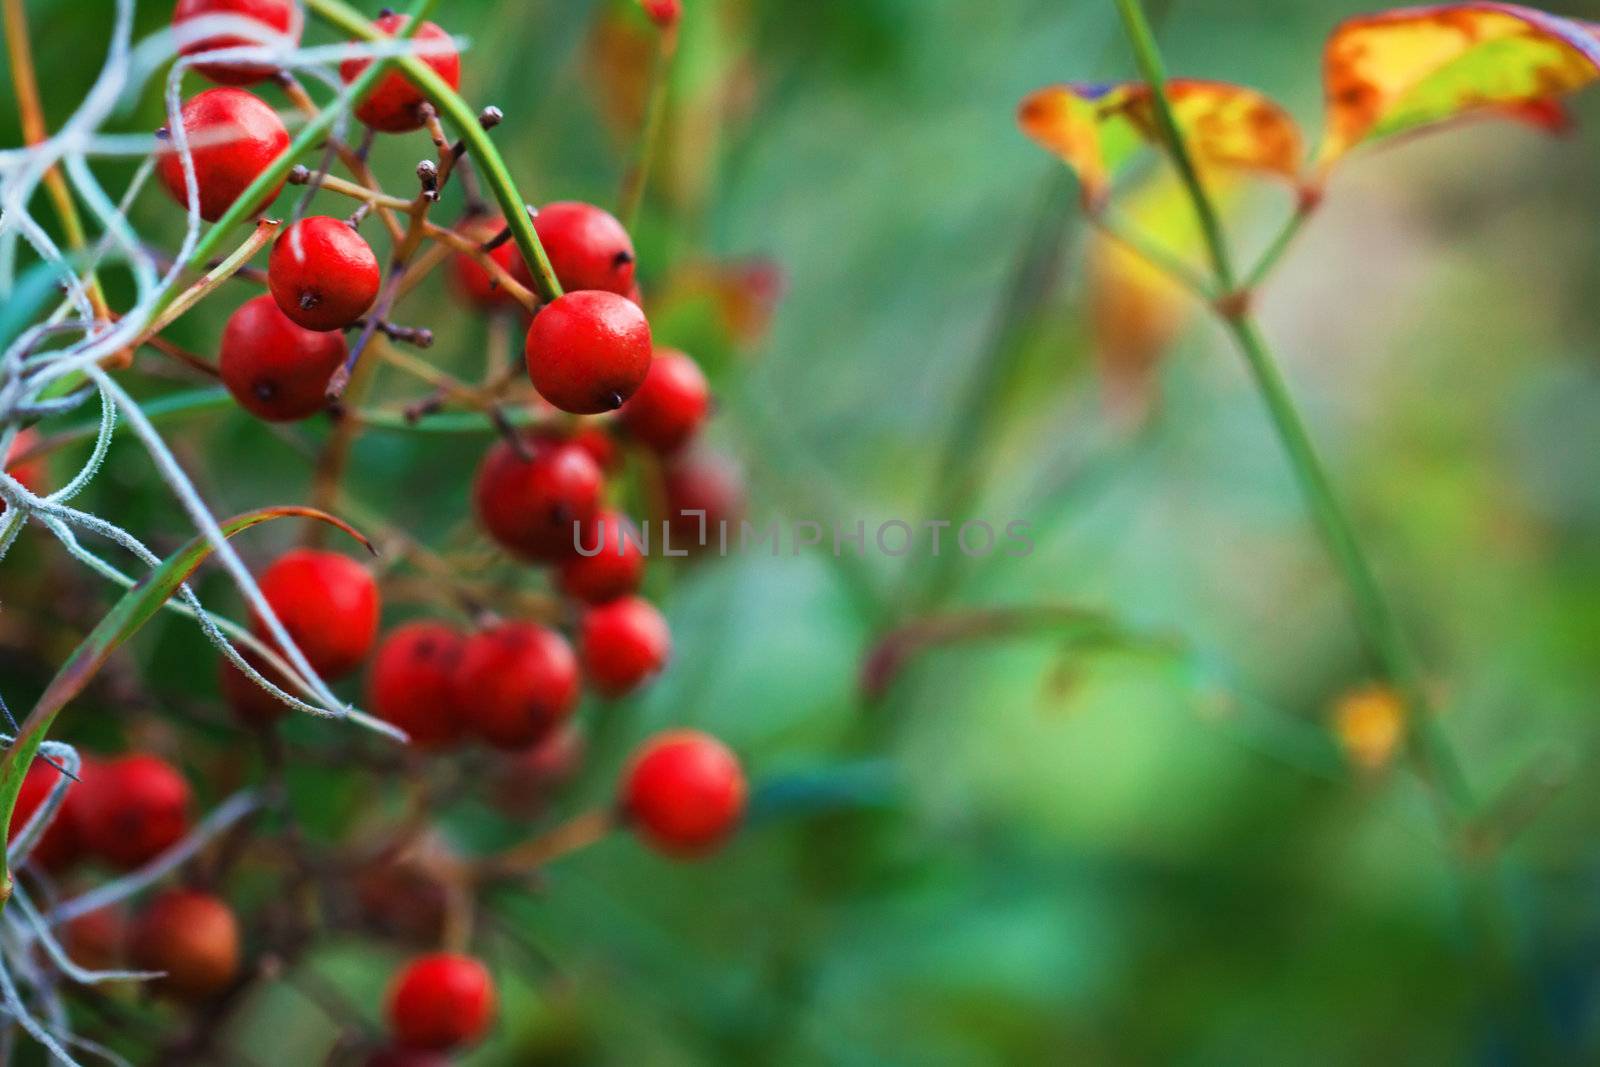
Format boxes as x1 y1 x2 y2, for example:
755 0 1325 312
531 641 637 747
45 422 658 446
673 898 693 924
386 953 496 1051
268 216 381 331
641 0 683 29
219 648 292 727
622 730 746 856
220 295 348 422
156 88 289 222
517 202 636 297
9 758 85 871
339 15 460 133
472 435 604 562
560 511 645 604
367 622 467 750
450 216 521 309
173 0 301 85
453 623 580 750
663 448 745 555
525 291 653 415
253 548 380 679
129 890 241 1001
580 596 670 697
619 349 710 453
76 754 191 870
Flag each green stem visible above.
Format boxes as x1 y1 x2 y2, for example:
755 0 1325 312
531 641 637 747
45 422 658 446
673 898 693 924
305 0 564 304
1241 200 1317 292
617 26 677 233
1092 212 1216 299
1112 0 1236 289
1112 0 1472 816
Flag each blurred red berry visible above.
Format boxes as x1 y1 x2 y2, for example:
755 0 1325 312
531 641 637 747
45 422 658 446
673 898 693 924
454 623 580 749
9 757 85 871
472 434 604 562
525 291 653 415
622 730 745 856
5 428 45 504
367 622 467 750
63 905 126 973
387 953 496 1051
450 216 522 309
490 723 586 816
570 423 621 472
641 0 683 29
268 216 381 331
156 87 288 222
619 348 710 453
559 511 646 604
339 15 460 133
76 754 191 870
580 596 670 697
220 293 347 422
253 548 380 679
356 858 448 946
173 0 301 85
129 890 241 1001
663 448 745 554
516 201 636 297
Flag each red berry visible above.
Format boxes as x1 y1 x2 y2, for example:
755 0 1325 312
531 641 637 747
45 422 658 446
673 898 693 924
663 448 745 555
559 511 645 604
156 88 289 222
619 349 710 453
9 758 84 871
76 754 191 870
63 905 126 973
449 216 521 309
489 723 586 816
641 0 683 29
172 0 301 85
472 435 604 562
129 890 241 1001
453 623 580 750
253 548 380 679
570 423 621 472
339 15 460 133
622 730 746 856
367 622 466 750
525 291 653 415
268 216 381 331
580 596 670 697
219 294 347 422
218 648 292 727
386 953 496 1051
517 202 636 297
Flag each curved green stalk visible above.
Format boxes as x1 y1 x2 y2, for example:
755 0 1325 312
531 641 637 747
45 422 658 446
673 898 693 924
305 0 564 304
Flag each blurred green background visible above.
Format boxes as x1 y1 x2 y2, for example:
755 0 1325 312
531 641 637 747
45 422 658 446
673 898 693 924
6 0 1600 1063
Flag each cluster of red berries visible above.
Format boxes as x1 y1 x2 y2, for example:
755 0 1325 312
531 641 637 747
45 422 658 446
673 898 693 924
8 753 243 1001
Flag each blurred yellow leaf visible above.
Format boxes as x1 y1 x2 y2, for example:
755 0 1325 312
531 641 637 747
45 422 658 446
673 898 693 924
1331 684 1407 771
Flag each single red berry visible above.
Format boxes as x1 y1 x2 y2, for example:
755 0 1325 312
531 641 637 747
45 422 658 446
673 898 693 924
472 434 604 562
9 758 85 871
218 648 293 727
172 0 301 85
489 723 586 817
253 548 380 679
386 953 496 1051
515 202 636 297
525 291 653 415
339 15 460 133
219 294 347 422
449 216 522 309
156 87 289 222
619 348 710 453
559 511 645 604
580 596 670 697
367 622 467 750
76 754 191 870
268 216 381 331
129 890 241 1001
3 427 45 511
453 623 580 749
622 730 746 856
663 448 745 555
63 905 126 973
640 0 683 29
570 423 621 472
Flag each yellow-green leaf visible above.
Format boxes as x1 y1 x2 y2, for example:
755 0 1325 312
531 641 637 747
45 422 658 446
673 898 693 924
1017 80 1304 209
1317 2 1600 170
